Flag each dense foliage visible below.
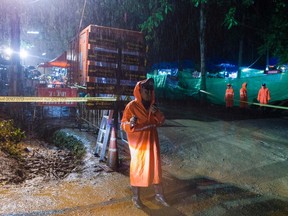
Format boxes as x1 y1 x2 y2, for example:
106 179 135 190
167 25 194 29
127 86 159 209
0 120 25 159
52 131 86 160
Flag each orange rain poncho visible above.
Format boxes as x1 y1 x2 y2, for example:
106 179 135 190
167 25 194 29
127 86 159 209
225 85 234 108
257 86 271 104
121 80 165 187
239 82 248 108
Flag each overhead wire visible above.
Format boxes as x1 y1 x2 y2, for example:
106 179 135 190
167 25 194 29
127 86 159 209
246 55 263 68
78 0 87 34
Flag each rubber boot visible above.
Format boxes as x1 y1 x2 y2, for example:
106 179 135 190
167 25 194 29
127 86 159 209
154 184 170 207
131 186 143 209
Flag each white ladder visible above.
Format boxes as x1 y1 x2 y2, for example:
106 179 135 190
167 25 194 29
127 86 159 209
94 110 114 162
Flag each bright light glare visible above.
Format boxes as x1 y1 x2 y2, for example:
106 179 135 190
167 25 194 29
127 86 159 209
5 47 28 59
27 31 39 34
242 68 250 72
5 48 13 56
20 50 28 59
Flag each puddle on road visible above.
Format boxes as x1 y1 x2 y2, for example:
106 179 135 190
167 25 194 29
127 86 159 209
0 172 131 215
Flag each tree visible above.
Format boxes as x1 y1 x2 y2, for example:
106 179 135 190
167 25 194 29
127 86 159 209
188 0 207 103
1 0 286 75
138 0 173 64
223 0 266 78
260 0 288 64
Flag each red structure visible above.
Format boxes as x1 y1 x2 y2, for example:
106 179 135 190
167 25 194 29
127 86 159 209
67 25 146 93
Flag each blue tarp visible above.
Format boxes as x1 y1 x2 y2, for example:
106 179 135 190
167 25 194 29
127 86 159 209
150 60 194 77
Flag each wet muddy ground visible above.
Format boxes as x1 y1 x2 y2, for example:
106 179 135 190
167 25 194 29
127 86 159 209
1 104 288 215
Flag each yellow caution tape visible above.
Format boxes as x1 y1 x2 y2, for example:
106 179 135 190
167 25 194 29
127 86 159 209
0 97 117 103
199 89 288 110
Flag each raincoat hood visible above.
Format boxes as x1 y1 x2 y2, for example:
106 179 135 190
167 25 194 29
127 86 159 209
133 79 155 105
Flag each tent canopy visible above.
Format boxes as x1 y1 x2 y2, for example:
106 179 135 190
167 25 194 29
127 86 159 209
38 51 70 68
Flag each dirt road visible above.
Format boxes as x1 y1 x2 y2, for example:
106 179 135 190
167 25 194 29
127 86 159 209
0 104 288 215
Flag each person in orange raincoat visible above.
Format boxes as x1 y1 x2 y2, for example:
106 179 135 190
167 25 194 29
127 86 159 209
257 83 271 111
121 78 169 209
225 83 234 108
239 82 248 108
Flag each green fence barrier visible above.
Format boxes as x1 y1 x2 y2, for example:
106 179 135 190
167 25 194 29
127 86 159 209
148 69 288 106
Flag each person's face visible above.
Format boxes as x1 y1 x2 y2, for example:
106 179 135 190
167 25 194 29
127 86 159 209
140 87 153 102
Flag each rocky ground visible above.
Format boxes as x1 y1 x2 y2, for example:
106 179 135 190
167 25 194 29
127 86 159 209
0 139 81 185
0 103 288 215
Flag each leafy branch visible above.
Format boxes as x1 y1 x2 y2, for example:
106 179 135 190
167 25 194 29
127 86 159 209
139 0 173 41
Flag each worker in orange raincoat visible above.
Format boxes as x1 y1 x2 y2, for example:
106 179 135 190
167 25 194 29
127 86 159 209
239 82 248 108
257 83 271 104
225 83 234 108
121 78 169 209
257 83 271 112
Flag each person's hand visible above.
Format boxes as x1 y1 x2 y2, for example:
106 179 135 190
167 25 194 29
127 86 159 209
150 104 158 114
130 115 137 128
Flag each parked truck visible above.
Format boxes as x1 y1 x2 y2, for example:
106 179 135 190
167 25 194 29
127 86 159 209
67 24 147 105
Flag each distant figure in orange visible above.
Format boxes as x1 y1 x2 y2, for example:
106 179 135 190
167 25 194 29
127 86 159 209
121 78 169 209
225 83 234 108
257 83 271 111
239 82 248 109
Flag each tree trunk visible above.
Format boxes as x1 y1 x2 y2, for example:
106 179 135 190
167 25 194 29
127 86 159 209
9 6 21 96
238 38 243 78
199 2 207 103
237 14 245 79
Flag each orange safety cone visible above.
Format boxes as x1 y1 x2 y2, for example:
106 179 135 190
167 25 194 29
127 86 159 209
107 125 119 170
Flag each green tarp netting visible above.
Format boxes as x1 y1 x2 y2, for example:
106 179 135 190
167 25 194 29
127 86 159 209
148 69 288 106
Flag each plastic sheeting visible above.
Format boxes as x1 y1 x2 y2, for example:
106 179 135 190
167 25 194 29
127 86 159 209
148 69 288 106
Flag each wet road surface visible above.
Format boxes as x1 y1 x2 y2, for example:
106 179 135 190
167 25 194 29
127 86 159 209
1 105 288 215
